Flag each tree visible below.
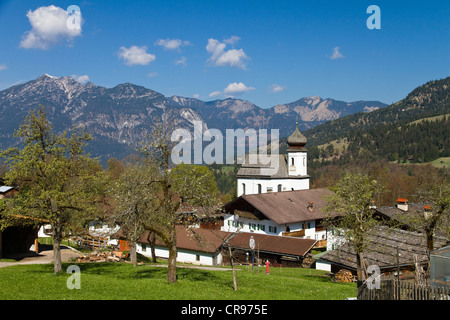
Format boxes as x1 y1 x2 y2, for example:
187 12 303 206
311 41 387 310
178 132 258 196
396 166 450 260
140 113 220 283
108 161 159 267
325 172 382 286
0 107 103 274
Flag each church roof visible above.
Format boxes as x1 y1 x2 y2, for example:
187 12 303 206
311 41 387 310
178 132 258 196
287 124 307 148
236 154 309 179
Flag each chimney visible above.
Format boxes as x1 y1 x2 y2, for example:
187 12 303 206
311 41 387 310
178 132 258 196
307 201 314 212
396 198 408 211
423 205 432 219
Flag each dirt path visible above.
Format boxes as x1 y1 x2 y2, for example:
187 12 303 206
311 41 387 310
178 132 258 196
0 246 83 268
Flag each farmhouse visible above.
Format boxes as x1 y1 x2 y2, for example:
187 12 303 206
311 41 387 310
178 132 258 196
316 225 448 277
222 188 331 248
132 225 318 267
0 186 39 258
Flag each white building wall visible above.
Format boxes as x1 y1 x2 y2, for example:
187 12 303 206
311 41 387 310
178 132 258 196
221 214 320 241
326 228 346 251
315 260 331 272
136 243 222 266
288 151 307 176
237 177 309 197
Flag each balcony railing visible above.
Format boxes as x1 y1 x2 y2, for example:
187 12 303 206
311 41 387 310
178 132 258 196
282 229 305 237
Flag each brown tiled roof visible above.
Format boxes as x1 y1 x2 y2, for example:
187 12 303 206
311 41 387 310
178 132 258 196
226 232 317 257
138 226 232 254
137 226 317 257
225 188 334 225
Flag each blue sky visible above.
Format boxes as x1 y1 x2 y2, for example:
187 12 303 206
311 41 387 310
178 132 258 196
0 0 449 108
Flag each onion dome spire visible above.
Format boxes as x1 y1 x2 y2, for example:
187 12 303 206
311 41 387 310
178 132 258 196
287 122 307 147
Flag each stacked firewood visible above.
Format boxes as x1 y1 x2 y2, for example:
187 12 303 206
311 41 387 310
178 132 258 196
334 269 354 283
76 251 123 263
301 257 316 268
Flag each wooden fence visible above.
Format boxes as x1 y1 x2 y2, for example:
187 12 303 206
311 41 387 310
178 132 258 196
76 234 108 250
358 280 450 300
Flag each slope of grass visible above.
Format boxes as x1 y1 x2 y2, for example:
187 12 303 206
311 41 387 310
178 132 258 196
0 262 355 300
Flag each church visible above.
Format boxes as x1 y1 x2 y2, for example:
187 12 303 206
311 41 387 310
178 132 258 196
222 125 329 248
236 123 310 197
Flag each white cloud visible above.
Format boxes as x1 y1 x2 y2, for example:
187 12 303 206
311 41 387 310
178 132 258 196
155 38 191 51
72 74 89 83
193 94 200 99
223 35 240 45
175 56 187 67
208 91 222 98
331 46 344 60
0 64 6 71
147 72 158 78
268 84 285 93
209 82 255 98
20 5 82 50
206 38 250 69
118 46 156 66
223 82 255 97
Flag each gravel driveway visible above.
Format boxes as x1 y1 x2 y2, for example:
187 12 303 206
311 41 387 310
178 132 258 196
0 245 82 268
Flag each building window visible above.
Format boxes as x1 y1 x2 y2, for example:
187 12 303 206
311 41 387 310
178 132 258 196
196 254 200 261
303 157 306 166
242 183 246 195
258 184 262 194
142 244 146 252
277 184 282 192
291 158 294 166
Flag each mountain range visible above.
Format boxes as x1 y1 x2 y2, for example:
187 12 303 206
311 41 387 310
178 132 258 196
0 74 387 164
303 77 450 165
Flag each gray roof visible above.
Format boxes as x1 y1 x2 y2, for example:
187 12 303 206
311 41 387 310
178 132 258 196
375 203 428 222
237 154 309 179
319 225 448 271
0 186 14 193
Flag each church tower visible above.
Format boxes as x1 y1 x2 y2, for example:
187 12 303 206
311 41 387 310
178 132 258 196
287 122 308 177
235 123 310 197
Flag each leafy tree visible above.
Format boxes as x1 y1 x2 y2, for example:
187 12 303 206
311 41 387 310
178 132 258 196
140 113 220 283
325 172 382 286
0 107 103 273
170 164 219 207
108 161 159 267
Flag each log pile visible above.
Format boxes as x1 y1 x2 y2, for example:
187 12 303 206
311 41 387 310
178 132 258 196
76 251 123 263
334 269 354 283
301 257 316 268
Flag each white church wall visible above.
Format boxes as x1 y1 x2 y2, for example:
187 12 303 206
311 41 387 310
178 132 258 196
287 151 307 176
237 178 309 197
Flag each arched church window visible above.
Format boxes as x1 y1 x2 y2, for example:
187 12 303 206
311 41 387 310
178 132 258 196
277 184 282 192
258 184 262 194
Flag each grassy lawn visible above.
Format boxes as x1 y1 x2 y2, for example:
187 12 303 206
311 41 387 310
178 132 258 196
0 262 356 300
